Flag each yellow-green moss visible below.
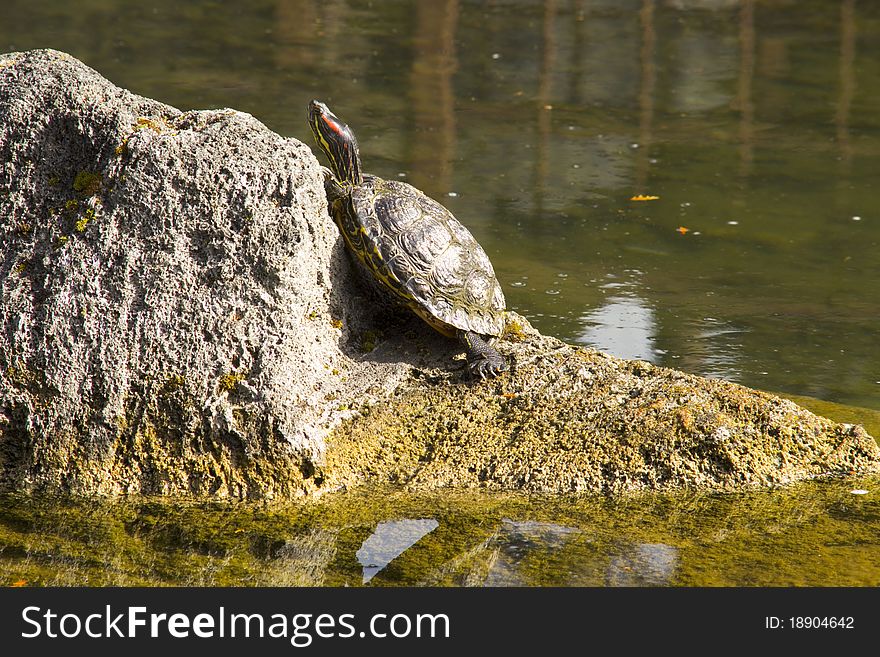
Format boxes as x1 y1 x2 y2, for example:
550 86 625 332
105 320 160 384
3 364 53 402
218 372 246 393
360 330 381 353
320 339 880 497
134 116 177 136
73 208 96 233
502 320 526 342
72 171 102 196
165 373 186 391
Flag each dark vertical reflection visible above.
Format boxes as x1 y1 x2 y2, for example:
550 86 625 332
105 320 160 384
835 0 856 169
275 0 319 69
736 0 755 179
568 0 586 106
534 0 557 216
636 0 656 192
409 0 459 196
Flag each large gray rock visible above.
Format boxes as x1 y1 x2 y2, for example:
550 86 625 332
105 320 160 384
0 49 410 498
1 49 878 499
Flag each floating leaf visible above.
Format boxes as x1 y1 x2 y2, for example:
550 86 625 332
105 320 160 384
11 579 27 587
676 226 690 235
630 195 660 201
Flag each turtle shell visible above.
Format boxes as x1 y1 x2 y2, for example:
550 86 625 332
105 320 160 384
343 175 506 338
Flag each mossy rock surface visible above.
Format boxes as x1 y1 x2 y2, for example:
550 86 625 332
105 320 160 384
325 323 880 493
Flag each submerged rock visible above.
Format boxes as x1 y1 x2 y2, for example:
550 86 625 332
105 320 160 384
1 49 878 499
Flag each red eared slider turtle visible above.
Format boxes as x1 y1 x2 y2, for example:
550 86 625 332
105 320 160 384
308 100 508 379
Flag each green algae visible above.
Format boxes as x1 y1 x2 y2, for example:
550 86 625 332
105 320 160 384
2 476 879 587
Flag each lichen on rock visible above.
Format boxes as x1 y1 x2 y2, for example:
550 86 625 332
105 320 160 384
323 323 880 494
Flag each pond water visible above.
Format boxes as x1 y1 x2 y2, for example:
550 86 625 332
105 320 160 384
2 0 879 586
2 478 880 586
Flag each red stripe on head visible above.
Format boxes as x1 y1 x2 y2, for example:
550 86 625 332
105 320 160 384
322 114 345 136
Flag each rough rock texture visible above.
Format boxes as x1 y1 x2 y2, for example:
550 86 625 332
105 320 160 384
1 50 878 499
325 324 880 494
0 49 411 498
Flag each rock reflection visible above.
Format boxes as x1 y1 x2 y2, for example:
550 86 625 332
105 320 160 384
605 542 679 586
3 476 880 586
682 316 745 382
261 529 338 587
356 518 439 584
483 520 583 587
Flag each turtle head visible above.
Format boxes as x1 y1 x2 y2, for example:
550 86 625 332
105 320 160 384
308 100 363 186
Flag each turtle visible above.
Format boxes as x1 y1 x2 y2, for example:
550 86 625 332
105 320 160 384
307 99 508 379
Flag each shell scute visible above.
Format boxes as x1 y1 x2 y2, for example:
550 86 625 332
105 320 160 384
342 177 506 336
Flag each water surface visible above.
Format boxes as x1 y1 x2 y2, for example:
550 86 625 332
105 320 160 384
2 478 879 587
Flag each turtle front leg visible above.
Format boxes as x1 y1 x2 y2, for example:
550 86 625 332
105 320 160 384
457 330 508 379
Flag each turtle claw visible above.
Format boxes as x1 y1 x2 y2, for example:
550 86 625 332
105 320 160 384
459 330 508 380
468 354 509 380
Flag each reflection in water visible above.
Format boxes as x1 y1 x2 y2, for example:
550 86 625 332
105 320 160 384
269 529 339 587
735 0 755 177
577 293 747 380
682 317 745 382
534 0 557 216
3 478 880 586
578 294 659 362
635 0 656 191
408 0 458 196
605 542 679 587
667 0 743 7
669 28 737 114
483 520 582 587
835 0 856 168
356 518 438 584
